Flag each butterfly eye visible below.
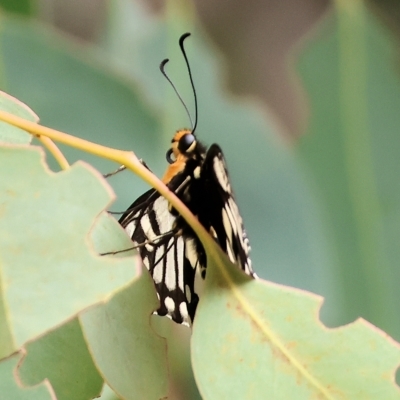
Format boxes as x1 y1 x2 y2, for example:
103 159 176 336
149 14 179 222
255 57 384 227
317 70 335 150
178 133 196 153
166 148 176 164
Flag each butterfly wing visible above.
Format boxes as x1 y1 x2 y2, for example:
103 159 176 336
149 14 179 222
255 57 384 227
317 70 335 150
117 143 254 324
118 181 199 326
198 144 255 277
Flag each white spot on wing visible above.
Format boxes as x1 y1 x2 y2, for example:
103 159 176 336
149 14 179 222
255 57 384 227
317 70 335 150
179 302 189 320
225 198 252 261
164 296 175 312
152 261 163 285
209 226 218 239
176 238 185 290
154 197 175 234
185 239 198 269
140 214 156 240
213 156 231 193
226 239 235 263
125 221 135 238
193 166 201 179
164 243 176 291
226 199 240 235
145 243 154 252
185 284 191 303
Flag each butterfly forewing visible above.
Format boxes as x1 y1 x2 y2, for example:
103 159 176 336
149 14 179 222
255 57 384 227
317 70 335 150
191 144 255 277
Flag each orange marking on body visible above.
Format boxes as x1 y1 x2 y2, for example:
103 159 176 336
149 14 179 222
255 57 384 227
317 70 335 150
162 157 186 183
162 129 192 184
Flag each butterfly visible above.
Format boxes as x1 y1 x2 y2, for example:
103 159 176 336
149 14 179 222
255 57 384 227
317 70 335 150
117 33 256 326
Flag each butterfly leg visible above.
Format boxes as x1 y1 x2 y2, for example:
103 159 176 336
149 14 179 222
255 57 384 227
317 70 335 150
103 165 126 178
103 159 152 179
100 229 178 256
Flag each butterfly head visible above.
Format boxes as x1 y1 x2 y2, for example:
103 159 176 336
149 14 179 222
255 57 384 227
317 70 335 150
166 129 197 164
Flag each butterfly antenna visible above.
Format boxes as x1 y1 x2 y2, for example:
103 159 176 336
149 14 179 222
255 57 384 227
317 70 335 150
179 32 198 134
160 59 194 129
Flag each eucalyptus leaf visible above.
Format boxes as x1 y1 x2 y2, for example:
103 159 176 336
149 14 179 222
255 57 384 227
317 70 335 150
19 318 103 400
0 146 136 353
0 90 37 144
0 353 55 399
192 244 400 399
297 6 400 336
80 271 169 400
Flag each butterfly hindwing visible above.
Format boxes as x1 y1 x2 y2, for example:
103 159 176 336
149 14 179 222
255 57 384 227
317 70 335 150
118 179 199 326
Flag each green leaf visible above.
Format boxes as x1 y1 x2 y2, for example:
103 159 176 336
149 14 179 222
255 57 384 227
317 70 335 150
192 245 400 399
80 270 169 400
0 90 37 144
97 384 120 400
0 92 37 358
0 146 136 353
297 5 400 335
89 210 136 258
0 144 168 398
19 318 103 400
0 353 55 399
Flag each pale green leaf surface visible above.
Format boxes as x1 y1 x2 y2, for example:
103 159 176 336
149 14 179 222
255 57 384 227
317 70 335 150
297 8 400 335
0 90 38 360
0 146 136 351
0 91 40 356
0 275 14 359
80 270 168 400
0 90 37 144
19 318 103 400
0 353 55 399
97 384 120 400
89 211 136 258
192 245 400 399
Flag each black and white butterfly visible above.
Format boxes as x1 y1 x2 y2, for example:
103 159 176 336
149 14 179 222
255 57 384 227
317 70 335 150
115 33 256 326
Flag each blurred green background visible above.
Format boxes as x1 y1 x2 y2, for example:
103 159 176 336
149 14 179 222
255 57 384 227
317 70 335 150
1 0 400 398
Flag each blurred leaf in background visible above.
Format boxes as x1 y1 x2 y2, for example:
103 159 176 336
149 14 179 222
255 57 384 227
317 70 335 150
297 4 400 337
0 0 33 16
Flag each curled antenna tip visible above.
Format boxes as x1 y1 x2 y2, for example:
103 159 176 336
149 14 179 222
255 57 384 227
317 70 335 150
160 58 169 71
179 32 191 45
